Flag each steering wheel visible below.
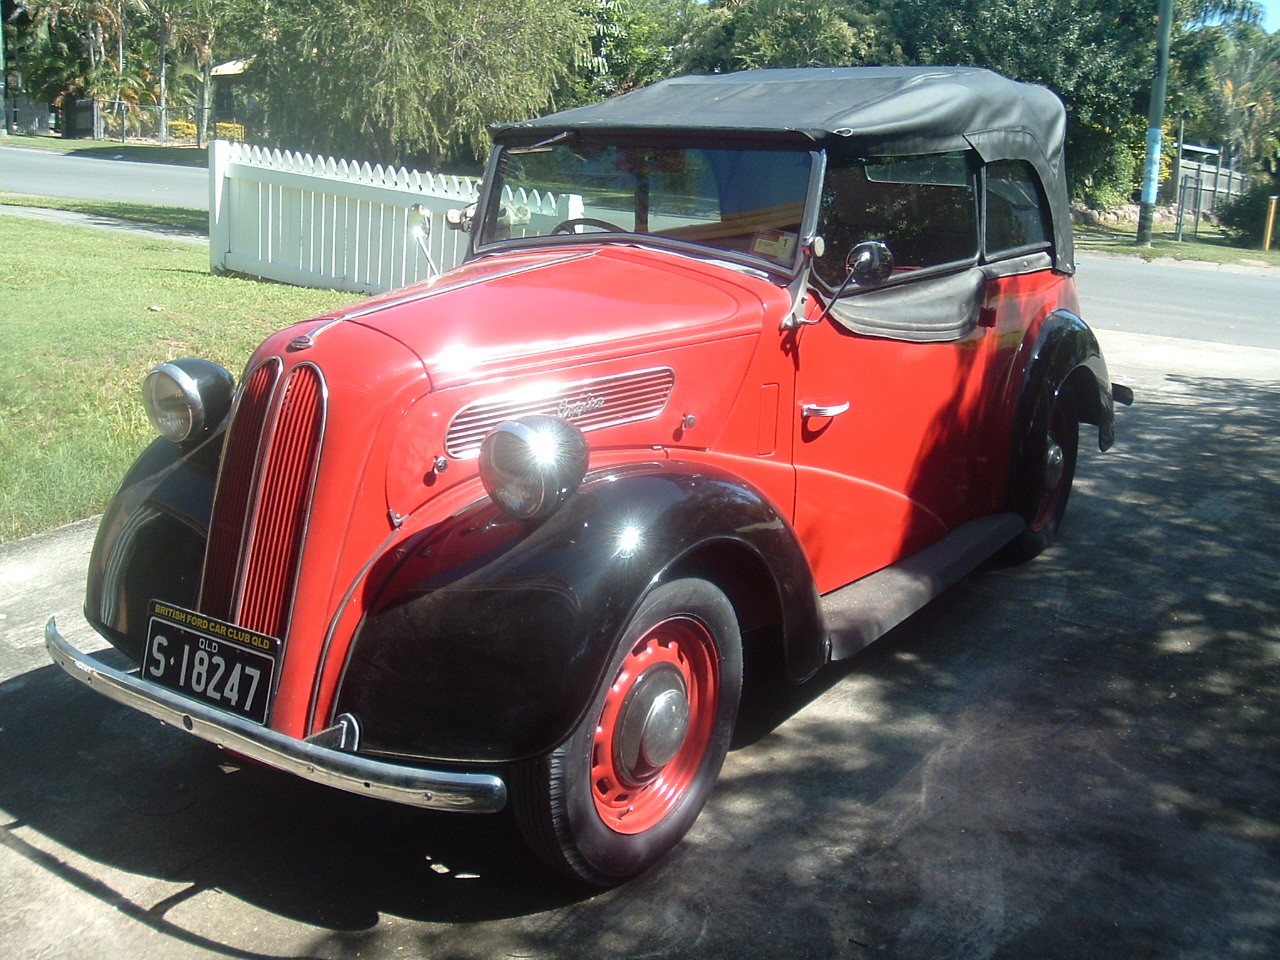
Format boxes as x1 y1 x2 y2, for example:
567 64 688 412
550 217 626 235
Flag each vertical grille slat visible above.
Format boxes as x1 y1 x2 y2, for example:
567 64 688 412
201 360 280 620
200 360 324 643
238 365 324 638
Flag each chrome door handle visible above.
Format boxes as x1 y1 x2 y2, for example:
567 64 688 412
801 401 850 418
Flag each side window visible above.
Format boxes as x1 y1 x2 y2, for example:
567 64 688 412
815 151 978 288
985 160 1051 258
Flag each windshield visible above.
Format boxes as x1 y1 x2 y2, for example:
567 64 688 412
478 138 815 270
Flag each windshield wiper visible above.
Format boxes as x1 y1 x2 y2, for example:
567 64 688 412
507 131 575 155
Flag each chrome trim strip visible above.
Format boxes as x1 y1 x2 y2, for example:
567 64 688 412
198 356 283 616
336 250 598 323
45 619 507 813
305 523 403 734
274 361 328 655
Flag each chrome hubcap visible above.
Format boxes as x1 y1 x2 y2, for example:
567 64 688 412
1044 438 1064 490
614 667 690 783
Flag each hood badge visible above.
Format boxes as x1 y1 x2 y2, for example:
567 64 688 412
557 395 606 420
288 317 346 351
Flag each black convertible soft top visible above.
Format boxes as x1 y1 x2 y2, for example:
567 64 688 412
496 67 1074 273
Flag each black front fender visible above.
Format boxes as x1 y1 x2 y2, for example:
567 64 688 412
85 433 222 661
334 461 823 764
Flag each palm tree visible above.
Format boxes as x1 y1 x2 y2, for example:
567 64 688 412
1211 27 1280 174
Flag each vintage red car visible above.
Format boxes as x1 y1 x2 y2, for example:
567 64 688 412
47 66 1129 885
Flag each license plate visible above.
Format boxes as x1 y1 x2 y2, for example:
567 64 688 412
142 601 280 725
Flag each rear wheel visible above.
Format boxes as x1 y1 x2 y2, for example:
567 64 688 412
513 578 742 885
1004 395 1079 563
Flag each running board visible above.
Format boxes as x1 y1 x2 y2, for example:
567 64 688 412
821 512 1025 661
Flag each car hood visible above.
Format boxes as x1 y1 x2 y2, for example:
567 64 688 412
337 245 782 390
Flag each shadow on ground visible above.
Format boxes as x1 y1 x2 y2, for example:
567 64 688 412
2 372 1277 959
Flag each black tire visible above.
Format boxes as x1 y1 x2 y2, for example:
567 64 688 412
512 578 743 885
1003 395 1079 563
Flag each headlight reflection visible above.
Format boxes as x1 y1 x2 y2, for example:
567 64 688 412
614 522 644 559
478 416 589 520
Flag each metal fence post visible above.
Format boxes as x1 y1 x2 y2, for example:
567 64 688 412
1175 176 1191 242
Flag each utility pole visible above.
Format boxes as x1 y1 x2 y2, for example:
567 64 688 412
0 4 12 137
1137 0 1176 246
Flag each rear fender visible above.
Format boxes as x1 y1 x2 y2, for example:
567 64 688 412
334 462 824 763
1019 310 1115 444
1005 309 1115 519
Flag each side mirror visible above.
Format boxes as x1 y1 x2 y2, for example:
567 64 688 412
498 203 532 228
445 204 476 233
846 240 894 286
409 203 432 242
408 204 441 278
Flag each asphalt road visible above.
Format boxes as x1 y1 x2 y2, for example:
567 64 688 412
0 144 208 210
1078 254 1280 349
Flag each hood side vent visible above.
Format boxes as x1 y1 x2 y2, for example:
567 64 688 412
445 367 675 459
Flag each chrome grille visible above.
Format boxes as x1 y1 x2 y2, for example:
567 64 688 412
201 359 281 620
445 367 675 459
237 364 324 638
200 360 324 641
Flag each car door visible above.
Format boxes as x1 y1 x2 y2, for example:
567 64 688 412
788 151 1001 594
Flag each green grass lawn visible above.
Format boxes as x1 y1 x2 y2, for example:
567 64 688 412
1074 220 1280 268
2 133 208 167
0 216 355 542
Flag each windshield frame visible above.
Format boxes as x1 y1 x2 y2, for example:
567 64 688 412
470 132 825 279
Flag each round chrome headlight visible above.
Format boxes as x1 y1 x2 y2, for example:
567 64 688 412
479 416 589 520
142 359 235 443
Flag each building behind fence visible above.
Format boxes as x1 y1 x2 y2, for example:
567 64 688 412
1175 158 1249 216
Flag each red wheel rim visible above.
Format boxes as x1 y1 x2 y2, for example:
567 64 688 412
591 615 719 834
1031 403 1074 531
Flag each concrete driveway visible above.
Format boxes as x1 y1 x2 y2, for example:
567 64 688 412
2 328 1278 959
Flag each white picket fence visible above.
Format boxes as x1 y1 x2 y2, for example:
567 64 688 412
209 140 578 294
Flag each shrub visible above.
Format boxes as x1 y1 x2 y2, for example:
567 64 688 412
1218 179 1280 247
214 121 246 142
168 119 198 140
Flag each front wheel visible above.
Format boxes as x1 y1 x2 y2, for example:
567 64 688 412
512 578 743 885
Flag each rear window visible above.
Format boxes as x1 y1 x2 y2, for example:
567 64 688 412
985 159 1052 257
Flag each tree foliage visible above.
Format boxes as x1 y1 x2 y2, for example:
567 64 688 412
1200 24 1280 175
235 0 588 166
882 0 1158 201
7 0 1280 199
563 0 699 105
677 0 901 74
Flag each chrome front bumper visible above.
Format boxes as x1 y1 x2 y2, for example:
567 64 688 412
45 618 507 813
